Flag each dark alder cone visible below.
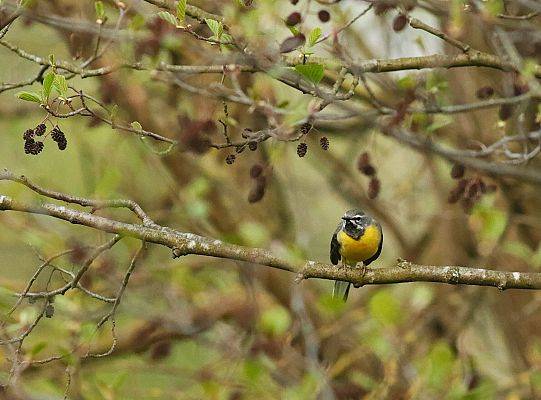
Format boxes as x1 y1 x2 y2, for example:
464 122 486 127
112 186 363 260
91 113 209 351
286 12 302 26
250 164 263 178
357 151 370 169
248 176 266 203
318 10 330 23
34 123 46 136
447 190 460 204
392 14 408 32
249 336 283 358
465 178 483 201
24 139 44 155
57 138 67 151
51 126 64 142
51 126 67 150
23 129 34 141
461 197 475 213
300 122 312 134
229 391 243 400
499 104 513 121
68 241 88 264
448 187 462 204
368 177 380 199
475 86 494 99
130 320 160 344
360 164 376 176
296 142 308 157
150 340 172 361
320 136 329 150
478 178 487 194
34 141 45 154
357 152 375 175
45 303 55 318
178 117 215 154
450 163 465 179
248 141 258 151
290 0 299 4
513 83 529 96
225 154 236 164
24 139 35 154
447 178 468 204
279 34 306 53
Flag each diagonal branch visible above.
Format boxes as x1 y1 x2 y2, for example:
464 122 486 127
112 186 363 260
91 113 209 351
0 173 540 291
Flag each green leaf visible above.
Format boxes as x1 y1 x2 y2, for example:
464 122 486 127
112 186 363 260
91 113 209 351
130 121 143 132
308 27 321 47
30 341 47 356
258 306 291 336
522 58 539 79
503 241 532 261
109 104 119 124
532 246 541 270
239 222 268 247
485 0 504 16
472 201 507 242
176 0 187 24
425 341 455 388
288 25 300 36
426 72 448 94
243 359 264 383
129 14 146 31
48 54 56 68
42 72 55 101
220 33 233 44
16 91 41 103
294 63 324 84
205 18 223 38
157 11 178 26
53 74 68 97
94 0 105 20
426 114 453 133
396 75 416 91
368 290 402 326
532 371 541 390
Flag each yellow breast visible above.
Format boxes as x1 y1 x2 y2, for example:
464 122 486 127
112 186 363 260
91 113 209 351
338 224 381 265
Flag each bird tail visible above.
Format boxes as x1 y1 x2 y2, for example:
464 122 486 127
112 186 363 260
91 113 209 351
333 280 351 302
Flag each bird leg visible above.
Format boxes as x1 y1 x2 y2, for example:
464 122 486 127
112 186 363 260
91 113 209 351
359 261 366 275
353 262 367 288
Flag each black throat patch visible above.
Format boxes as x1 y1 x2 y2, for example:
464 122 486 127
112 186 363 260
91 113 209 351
343 220 364 240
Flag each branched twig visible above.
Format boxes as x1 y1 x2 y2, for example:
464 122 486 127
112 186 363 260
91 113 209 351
86 243 145 358
0 169 157 226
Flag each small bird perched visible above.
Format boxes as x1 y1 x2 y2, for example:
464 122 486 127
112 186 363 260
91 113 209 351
330 209 383 301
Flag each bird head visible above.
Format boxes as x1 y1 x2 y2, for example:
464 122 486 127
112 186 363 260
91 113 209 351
341 209 368 239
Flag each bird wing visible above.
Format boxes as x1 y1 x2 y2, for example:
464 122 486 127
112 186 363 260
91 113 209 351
364 224 383 266
330 222 342 265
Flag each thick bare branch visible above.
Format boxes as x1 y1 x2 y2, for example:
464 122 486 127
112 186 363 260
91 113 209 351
0 176 540 291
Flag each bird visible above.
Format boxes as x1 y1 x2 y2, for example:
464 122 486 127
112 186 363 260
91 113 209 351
330 209 383 302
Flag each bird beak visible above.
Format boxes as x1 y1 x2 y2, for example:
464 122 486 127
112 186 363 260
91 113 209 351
341 216 350 221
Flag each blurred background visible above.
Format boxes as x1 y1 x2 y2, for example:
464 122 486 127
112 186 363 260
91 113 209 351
0 0 541 398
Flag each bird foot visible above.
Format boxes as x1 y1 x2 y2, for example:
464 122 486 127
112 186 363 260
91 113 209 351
353 262 368 288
